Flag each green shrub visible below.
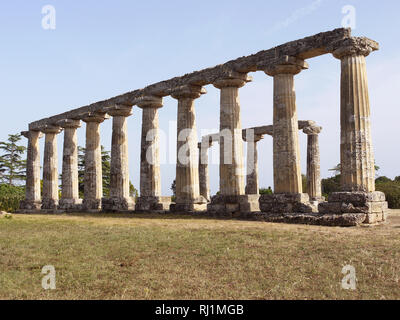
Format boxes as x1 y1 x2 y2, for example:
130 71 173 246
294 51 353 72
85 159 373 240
259 187 273 195
376 182 400 209
0 184 25 212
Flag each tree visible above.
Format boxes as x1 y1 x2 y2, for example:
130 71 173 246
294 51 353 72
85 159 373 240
0 134 26 186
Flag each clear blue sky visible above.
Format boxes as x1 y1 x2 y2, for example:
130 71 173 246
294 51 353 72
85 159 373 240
0 0 399 195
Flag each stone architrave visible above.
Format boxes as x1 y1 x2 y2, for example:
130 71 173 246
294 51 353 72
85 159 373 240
82 112 109 212
171 85 207 212
135 96 171 211
41 125 63 211
57 119 82 211
19 130 43 211
303 125 323 202
102 105 135 212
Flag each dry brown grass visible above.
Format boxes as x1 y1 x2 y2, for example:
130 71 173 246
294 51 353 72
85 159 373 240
0 210 399 300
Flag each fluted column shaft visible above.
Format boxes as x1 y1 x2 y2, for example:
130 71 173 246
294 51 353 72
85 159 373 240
82 113 107 211
58 120 81 209
198 139 213 202
173 86 205 204
245 135 262 195
20 130 42 210
265 58 308 194
303 126 322 200
333 45 376 192
140 107 161 197
214 76 249 196
42 126 62 210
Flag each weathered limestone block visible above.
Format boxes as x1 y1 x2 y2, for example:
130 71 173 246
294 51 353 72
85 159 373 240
19 130 43 211
135 196 171 212
57 119 82 211
41 125 63 211
102 105 135 212
259 193 315 214
82 112 109 212
303 125 324 201
171 85 207 212
265 56 308 194
207 194 260 216
319 191 388 224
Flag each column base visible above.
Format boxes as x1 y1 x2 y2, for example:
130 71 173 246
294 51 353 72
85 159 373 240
19 200 42 212
259 193 316 214
82 198 102 212
207 194 260 217
170 196 208 213
135 196 171 212
41 198 59 211
59 199 83 212
102 197 135 212
318 191 388 224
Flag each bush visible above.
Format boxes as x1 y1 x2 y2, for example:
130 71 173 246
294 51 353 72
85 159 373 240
0 184 25 212
376 181 400 209
259 187 273 195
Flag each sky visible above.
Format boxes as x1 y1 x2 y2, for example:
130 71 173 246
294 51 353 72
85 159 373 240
0 0 399 196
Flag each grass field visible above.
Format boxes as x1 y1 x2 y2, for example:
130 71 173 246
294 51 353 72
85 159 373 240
0 210 399 300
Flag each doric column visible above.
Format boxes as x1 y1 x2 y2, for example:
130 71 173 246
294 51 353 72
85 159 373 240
303 126 323 201
82 112 109 211
57 119 82 211
20 130 43 211
264 56 308 194
41 125 63 211
243 133 263 195
171 85 207 211
213 73 251 196
331 38 379 192
104 105 135 211
135 96 170 211
198 137 213 202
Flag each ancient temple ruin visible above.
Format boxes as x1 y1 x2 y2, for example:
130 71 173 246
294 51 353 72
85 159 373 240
19 28 388 226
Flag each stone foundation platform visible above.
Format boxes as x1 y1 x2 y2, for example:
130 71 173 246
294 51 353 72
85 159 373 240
58 199 83 212
82 199 102 212
102 197 135 212
170 196 208 213
19 200 42 213
259 193 316 213
319 191 388 224
207 194 260 217
135 196 171 212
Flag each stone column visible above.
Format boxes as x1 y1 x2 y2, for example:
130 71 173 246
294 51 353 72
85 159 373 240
318 38 387 224
41 125 63 211
57 119 82 211
103 105 135 212
136 96 171 211
303 126 323 201
82 112 108 212
19 130 43 211
244 134 263 195
198 138 213 202
214 74 250 196
265 56 308 194
171 85 207 212
332 38 378 192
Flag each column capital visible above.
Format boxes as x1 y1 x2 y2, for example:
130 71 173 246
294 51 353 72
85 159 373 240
329 37 379 59
21 130 43 139
303 125 322 135
264 56 308 76
213 72 252 89
81 111 110 123
40 125 63 134
105 104 133 117
56 119 81 129
134 95 163 109
171 85 206 99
